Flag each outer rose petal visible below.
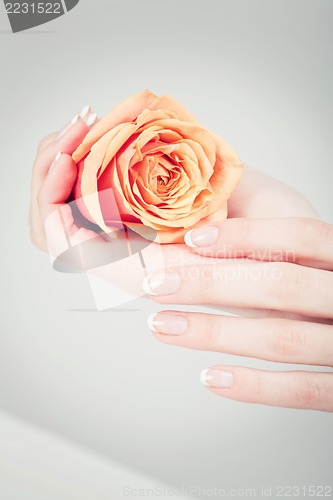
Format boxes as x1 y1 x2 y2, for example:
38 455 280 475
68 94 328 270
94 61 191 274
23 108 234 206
147 94 200 124
72 90 156 163
72 90 198 163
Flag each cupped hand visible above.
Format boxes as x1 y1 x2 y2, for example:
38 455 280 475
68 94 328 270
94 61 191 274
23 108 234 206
29 106 98 253
226 164 321 220
146 217 333 411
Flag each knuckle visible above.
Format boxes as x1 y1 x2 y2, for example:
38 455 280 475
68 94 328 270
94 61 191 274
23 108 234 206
252 372 264 399
37 133 54 153
199 265 218 299
297 218 333 244
205 314 223 347
268 322 306 358
233 219 251 245
294 377 327 407
272 264 306 301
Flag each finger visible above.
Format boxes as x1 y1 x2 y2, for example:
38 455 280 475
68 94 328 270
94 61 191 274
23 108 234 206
35 106 98 153
32 115 92 190
31 107 97 207
36 132 58 154
31 152 78 250
149 311 333 366
144 245 328 323
199 366 333 412
149 245 328 323
37 152 77 223
184 218 333 270
143 261 333 318
37 152 108 262
30 110 97 249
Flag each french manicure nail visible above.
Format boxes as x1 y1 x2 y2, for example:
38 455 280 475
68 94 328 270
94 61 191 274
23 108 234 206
85 112 97 127
79 105 91 119
200 369 234 388
184 226 219 248
71 114 79 125
143 272 181 296
49 151 62 173
148 313 188 335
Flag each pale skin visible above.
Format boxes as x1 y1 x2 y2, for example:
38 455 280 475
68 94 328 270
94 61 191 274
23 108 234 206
30 109 333 412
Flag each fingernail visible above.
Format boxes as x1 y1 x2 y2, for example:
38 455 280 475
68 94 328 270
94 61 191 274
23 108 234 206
200 369 234 388
71 114 79 125
85 112 97 127
184 226 219 248
79 105 90 119
143 272 181 296
54 114 79 141
49 151 62 174
80 105 97 127
148 313 188 335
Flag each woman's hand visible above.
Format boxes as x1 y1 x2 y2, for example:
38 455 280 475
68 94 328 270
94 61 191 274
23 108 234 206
226 165 321 220
29 108 131 274
30 116 333 410
145 217 333 411
29 106 98 252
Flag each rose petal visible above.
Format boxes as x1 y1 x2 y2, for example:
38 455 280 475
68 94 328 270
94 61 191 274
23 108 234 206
72 89 157 163
148 94 200 124
72 91 243 243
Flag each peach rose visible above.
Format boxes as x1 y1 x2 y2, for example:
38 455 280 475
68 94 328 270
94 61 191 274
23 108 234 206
72 90 243 243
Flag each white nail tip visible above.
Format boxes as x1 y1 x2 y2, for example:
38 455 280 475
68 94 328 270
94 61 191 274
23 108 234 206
147 313 158 333
79 105 90 118
184 230 197 248
86 112 97 127
200 369 211 387
49 151 62 173
71 114 79 125
142 276 155 296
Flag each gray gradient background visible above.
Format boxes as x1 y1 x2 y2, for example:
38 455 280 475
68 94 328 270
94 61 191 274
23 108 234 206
0 0 332 497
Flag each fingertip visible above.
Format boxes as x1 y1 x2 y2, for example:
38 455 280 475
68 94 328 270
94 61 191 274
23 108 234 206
37 110 98 175
184 226 219 249
86 112 97 127
48 151 63 174
71 114 79 126
45 152 77 200
52 114 94 154
200 367 235 389
48 151 76 175
200 368 211 386
184 229 197 248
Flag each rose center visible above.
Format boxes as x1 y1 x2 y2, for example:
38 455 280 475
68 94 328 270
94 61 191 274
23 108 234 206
157 175 168 186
